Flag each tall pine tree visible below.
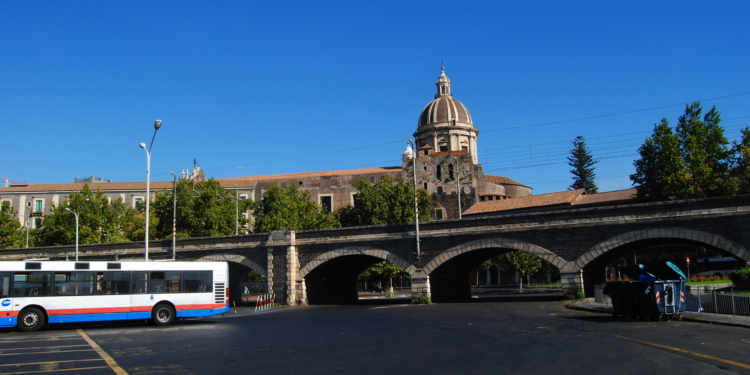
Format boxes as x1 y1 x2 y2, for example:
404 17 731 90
567 136 598 193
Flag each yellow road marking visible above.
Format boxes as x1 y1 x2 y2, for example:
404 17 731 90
77 329 128 375
0 349 95 356
610 334 750 370
0 359 103 367
0 366 109 374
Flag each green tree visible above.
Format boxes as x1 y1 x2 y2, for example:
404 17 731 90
251 184 339 233
151 179 252 239
676 102 732 198
35 184 133 246
503 251 542 292
731 127 750 194
336 176 432 227
368 261 410 292
567 136 598 193
0 201 23 249
630 118 686 202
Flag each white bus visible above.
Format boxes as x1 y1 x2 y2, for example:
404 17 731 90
0 261 230 332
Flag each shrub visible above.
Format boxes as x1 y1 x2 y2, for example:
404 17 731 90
411 293 432 305
731 267 750 288
576 291 585 300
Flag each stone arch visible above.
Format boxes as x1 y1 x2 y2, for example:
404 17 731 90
422 237 569 275
195 253 266 277
299 246 416 278
575 227 750 269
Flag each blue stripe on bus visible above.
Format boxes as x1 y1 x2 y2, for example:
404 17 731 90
177 306 229 318
0 304 230 328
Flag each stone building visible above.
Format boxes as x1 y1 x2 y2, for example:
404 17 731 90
0 68 533 225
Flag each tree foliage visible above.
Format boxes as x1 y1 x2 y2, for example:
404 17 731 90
366 261 410 289
676 103 732 198
0 201 23 249
151 178 252 239
34 184 135 246
630 102 734 202
251 184 339 233
731 127 750 194
567 136 598 193
502 251 543 291
630 118 686 202
336 176 432 227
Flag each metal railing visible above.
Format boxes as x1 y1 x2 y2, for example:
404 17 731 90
685 286 750 316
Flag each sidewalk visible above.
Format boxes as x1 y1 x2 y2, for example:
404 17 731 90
573 298 750 328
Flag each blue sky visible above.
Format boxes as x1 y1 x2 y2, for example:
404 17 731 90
2 1 749 194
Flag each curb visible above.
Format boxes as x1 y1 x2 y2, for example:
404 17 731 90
569 300 750 329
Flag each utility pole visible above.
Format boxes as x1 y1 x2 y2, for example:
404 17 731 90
408 139 421 258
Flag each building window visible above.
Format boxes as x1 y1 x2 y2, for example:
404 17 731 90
239 195 247 200
462 146 468 151
319 195 332 212
437 186 443 196
350 193 358 206
424 150 429 156
34 200 43 213
134 197 144 209
436 166 442 180
299 181 303 185
440 145 448 152
448 164 454 180
423 183 427 190
434 209 443 220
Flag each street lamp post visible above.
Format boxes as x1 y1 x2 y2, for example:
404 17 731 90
139 119 162 261
25 201 31 248
170 171 177 260
407 139 421 258
455 155 462 219
234 185 239 235
64 208 79 261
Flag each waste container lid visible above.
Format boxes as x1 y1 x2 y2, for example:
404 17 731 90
619 261 686 281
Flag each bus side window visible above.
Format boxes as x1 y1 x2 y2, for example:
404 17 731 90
132 272 148 294
183 271 212 293
13 272 51 297
0 273 9 298
97 272 131 295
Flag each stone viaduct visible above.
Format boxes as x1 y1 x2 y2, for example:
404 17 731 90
2 195 750 304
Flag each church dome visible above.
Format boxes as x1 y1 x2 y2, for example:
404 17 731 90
417 68 473 128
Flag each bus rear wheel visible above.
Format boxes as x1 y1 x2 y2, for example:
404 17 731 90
18 307 44 332
152 304 175 326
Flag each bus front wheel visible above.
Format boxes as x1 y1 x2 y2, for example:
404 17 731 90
152 304 175 326
18 307 45 332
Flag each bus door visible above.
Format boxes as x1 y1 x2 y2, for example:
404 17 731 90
130 271 153 318
0 273 11 326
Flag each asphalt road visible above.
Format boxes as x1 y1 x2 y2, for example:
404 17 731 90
1 294 750 374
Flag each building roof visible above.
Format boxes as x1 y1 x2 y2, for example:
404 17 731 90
0 179 258 193
576 188 637 205
218 167 403 182
462 189 587 216
418 69 473 128
480 175 530 188
463 188 639 216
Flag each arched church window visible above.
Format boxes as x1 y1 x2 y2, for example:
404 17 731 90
448 164 454 180
436 165 442 180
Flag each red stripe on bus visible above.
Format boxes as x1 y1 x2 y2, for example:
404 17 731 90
21 303 228 316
